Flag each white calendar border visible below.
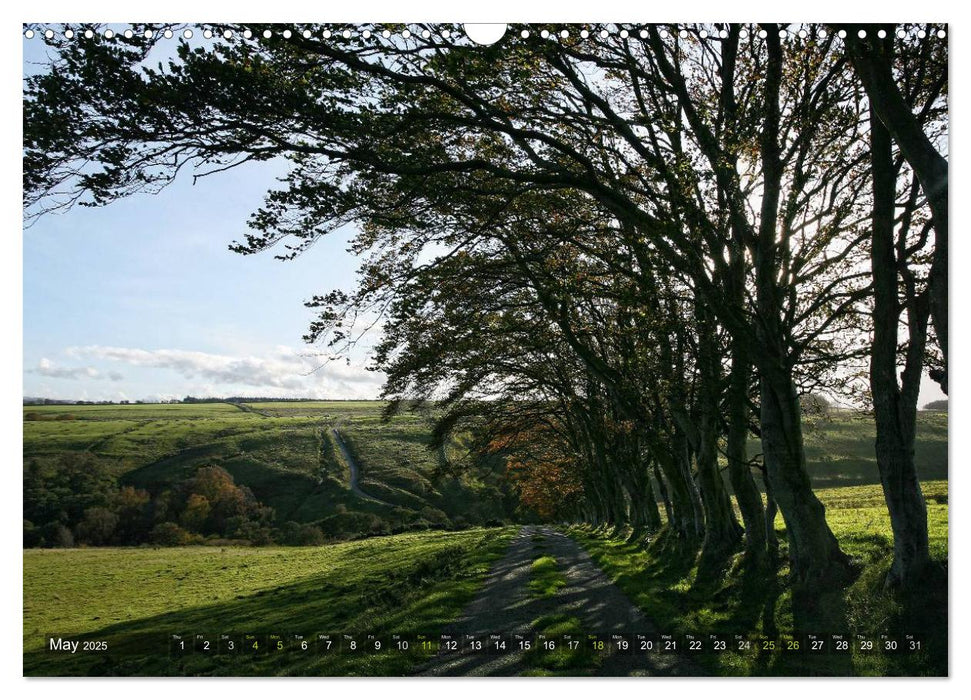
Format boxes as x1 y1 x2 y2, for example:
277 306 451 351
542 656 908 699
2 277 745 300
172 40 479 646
4 0 963 697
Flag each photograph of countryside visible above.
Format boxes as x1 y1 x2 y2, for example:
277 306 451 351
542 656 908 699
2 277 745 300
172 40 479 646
22 23 948 677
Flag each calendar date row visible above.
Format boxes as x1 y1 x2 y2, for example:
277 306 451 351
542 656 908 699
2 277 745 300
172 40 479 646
166 631 925 656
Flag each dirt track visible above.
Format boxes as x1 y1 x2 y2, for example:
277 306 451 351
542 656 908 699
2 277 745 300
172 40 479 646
417 525 703 676
331 427 390 505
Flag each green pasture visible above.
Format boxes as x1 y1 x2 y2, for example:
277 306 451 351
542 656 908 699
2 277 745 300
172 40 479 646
23 527 515 676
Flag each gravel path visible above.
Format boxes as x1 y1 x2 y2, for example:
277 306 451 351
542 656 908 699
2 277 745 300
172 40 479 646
417 525 703 677
331 428 391 505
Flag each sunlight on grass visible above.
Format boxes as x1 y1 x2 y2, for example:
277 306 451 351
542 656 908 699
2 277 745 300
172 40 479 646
569 480 947 677
528 555 567 599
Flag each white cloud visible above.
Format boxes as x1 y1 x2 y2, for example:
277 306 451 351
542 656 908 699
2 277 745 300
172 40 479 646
67 344 383 398
70 345 305 390
29 358 108 380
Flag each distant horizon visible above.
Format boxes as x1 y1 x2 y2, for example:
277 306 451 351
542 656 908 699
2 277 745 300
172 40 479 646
23 396 388 406
23 395 385 404
23 394 949 411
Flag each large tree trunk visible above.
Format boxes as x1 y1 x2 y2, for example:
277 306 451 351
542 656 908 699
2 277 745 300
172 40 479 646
601 459 628 528
675 429 707 541
627 460 661 532
751 30 849 584
652 461 675 526
726 246 768 563
643 470 661 530
695 403 743 560
585 471 609 527
615 427 661 533
727 353 767 563
656 446 703 543
875 441 931 588
869 111 931 589
759 366 849 582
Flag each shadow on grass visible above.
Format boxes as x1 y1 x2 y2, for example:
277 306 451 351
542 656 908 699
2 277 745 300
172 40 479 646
570 524 949 676
25 531 514 677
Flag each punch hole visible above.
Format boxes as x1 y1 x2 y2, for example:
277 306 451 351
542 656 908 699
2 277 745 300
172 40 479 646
464 24 507 46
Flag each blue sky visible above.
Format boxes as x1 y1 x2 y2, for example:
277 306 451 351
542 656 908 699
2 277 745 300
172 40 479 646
23 151 386 401
23 33 384 401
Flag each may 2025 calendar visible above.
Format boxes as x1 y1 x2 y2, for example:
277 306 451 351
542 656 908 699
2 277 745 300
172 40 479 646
22 21 948 678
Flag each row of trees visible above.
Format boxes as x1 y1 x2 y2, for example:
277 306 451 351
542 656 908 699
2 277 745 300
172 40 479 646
23 23 947 588
24 459 277 547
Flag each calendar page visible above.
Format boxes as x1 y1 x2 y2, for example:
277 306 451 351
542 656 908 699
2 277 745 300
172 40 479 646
21 21 948 680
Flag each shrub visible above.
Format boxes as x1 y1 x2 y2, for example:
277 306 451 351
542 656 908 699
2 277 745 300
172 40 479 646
149 522 192 546
299 525 326 546
279 522 326 546
231 520 275 546
418 505 450 528
319 511 390 539
800 393 832 416
42 522 75 548
75 506 119 546
249 528 276 546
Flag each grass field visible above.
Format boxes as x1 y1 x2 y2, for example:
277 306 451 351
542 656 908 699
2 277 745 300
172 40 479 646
23 527 515 676
570 480 949 677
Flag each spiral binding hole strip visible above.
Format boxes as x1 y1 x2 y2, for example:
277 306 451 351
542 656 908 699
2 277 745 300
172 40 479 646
22 24 948 43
